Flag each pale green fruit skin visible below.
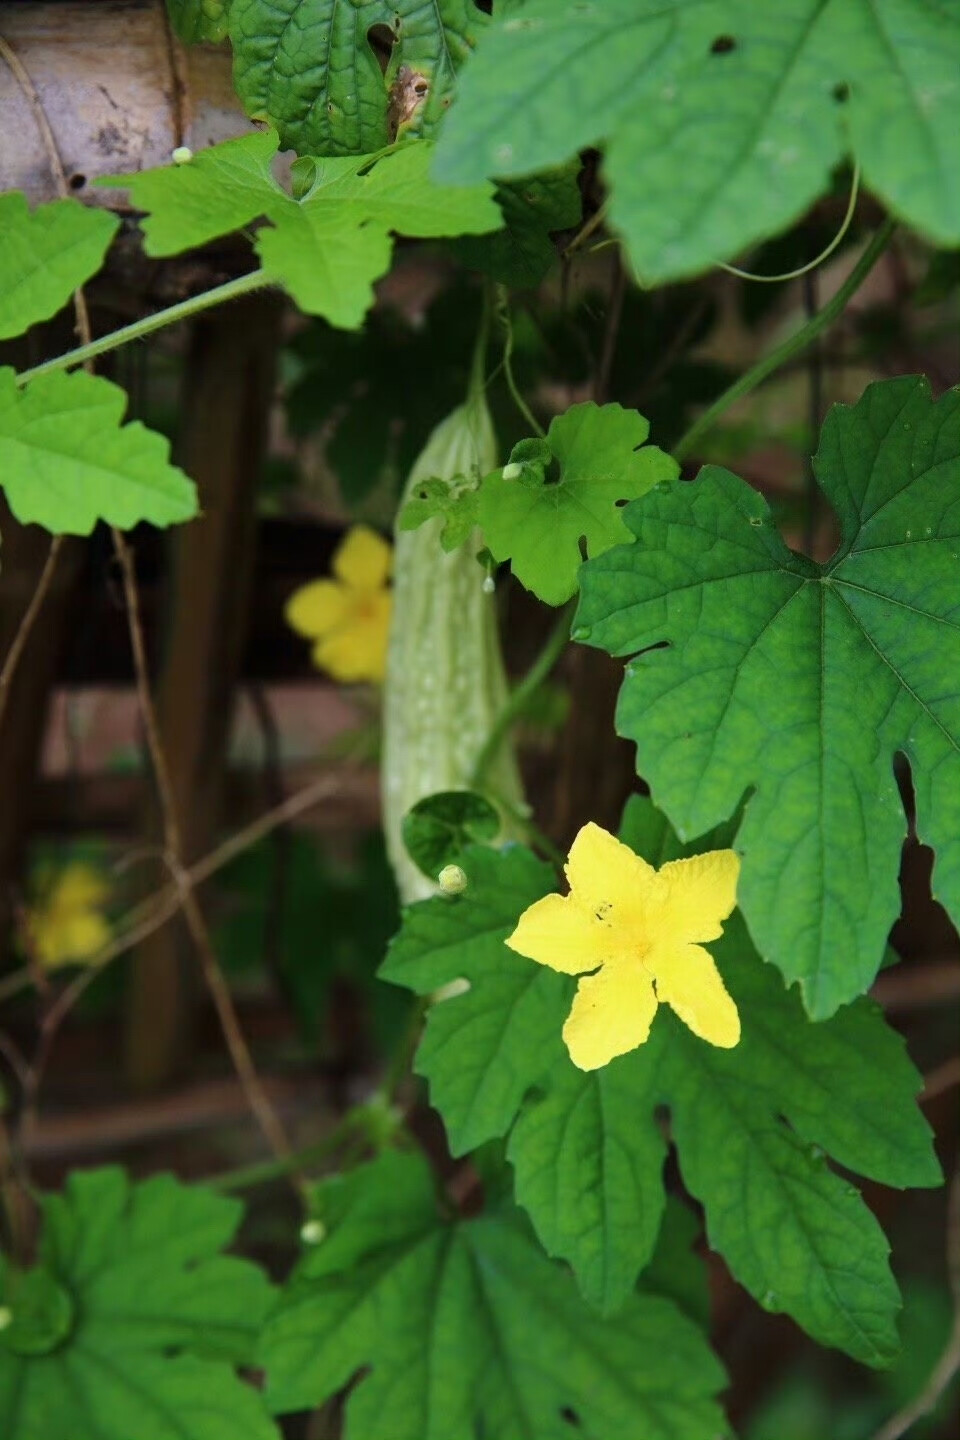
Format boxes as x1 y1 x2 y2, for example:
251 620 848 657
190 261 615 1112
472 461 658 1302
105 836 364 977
382 392 525 903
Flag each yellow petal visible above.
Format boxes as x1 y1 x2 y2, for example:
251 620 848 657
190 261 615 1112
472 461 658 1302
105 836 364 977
312 594 391 683
562 960 659 1070
658 849 740 943
564 822 659 916
50 864 109 910
333 525 392 591
506 893 614 975
285 580 349 640
34 910 111 969
651 941 740 1048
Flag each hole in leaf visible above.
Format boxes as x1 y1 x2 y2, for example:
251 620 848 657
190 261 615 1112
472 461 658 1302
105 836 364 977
710 34 737 54
68 172 86 190
560 1406 581 1427
833 81 850 103
367 23 396 74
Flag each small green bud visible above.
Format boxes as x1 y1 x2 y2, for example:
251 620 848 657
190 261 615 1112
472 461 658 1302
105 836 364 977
300 1219 326 1246
438 863 467 895
0 1307 12 1332
502 462 523 481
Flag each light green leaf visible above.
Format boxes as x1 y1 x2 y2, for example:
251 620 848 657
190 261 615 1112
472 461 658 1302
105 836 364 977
166 0 231 42
0 1166 279 1440
0 368 198 535
577 376 960 1018
434 0 960 282
99 133 499 331
259 1149 727 1438
382 800 940 1358
0 193 118 342
229 0 489 156
398 473 480 551
479 401 678 605
99 127 283 256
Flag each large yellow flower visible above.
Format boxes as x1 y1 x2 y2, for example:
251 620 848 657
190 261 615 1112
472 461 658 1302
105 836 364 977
506 822 741 1070
27 863 112 970
285 525 392 684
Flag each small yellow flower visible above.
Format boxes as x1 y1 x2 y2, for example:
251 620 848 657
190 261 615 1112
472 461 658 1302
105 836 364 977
506 822 741 1070
26 863 112 970
285 525 392 684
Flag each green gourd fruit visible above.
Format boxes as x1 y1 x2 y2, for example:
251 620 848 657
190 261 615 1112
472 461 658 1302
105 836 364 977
382 376 525 902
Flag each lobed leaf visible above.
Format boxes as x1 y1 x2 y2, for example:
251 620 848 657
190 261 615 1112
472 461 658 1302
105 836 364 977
229 0 489 156
0 193 118 342
0 368 198 535
479 402 678 605
99 133 500 331
576 376 960 1018
259 1149 727 1439
0 1167 278 1440
434 0 960 281
382 799 940 1357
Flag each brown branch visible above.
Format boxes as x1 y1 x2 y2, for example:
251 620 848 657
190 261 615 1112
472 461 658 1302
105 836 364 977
110 530 298 1178
0 536 64 733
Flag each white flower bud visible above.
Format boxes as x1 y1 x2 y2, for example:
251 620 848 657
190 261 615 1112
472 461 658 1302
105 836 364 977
300 1218 326 1246
502 462 523 481
481 575 496 595
171 146 194 165
438 863 467 895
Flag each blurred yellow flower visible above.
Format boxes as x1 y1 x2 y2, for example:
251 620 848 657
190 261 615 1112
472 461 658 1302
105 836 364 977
285 525 392 684
506 822 741 1070
27 863 112 970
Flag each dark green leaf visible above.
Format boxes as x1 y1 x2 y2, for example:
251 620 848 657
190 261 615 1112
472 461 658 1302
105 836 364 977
0 1167 278 1440
401 790 501 880
166 0 231 43
259 1149 727 1438
383 800 940 1358
229 0 489 156
577 377 960 1018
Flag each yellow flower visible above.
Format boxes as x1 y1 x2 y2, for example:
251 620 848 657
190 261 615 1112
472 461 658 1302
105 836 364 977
506 822 741 1070
285 525 392 684
27 863 112 970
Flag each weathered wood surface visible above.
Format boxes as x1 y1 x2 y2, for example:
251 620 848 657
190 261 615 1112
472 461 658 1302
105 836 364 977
0 0 251 203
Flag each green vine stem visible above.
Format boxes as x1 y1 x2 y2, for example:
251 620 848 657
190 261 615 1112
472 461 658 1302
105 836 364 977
14 270 271 388
470 600 575 790
673 217 895 463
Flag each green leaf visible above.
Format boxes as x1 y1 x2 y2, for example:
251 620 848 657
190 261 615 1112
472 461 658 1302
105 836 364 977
479 401 678 605
640 1197 711 1331
259 1149 727 1438
0 1166 278 1440
382 800 940 1359
577 376 960 1018
229 0 489 156
0 368 198 535
451 161 583 287
398 474 481 550
401 790 501 880
382 845 570 1148
99 133 500 331
0 193 118 342
166 0 231 42
434 0 960 282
